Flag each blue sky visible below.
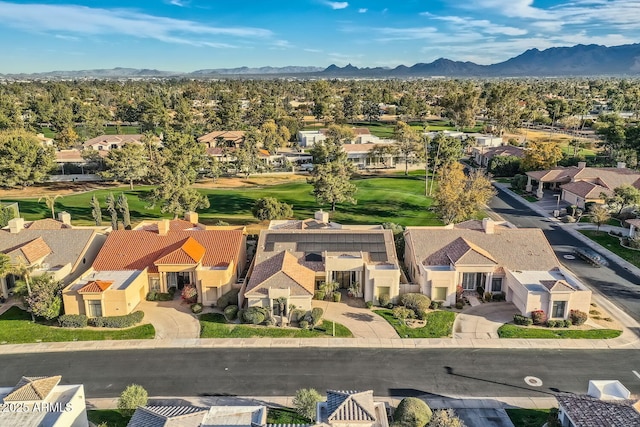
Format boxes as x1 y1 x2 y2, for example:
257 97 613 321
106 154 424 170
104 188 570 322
0 0 638 73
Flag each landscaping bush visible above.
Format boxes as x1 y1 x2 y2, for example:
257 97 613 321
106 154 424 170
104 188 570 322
563 319 572 328
510 174 528 191
146 291 158 301
513 314 533 326
191 303 203 314
483 292 492 302
530 310 547 325
430 301 442 309
455 301 464 310
265 318 275 326
298 320 309 330
58 314 88 328
400 293 431 319
89 311 144 328
392 307 415 324
378 294 391 307
492 292 506 302
117 384 148 417
333 292 341 302
386 302 394 309
569 309 588 326
546 320 559 328
313 290 325 301
290 309 306 323
365 301 373 309
216 288 239 309
309 307 323 327
242 307 268 325
223 305 239 321
393 397 432 427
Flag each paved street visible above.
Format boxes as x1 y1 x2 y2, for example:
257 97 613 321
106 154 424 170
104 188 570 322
1 348 638 398
489 187 640 325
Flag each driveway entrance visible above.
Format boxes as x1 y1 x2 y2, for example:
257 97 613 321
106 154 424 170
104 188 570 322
312 299 399 339
139 298 200 339
453 303 518 339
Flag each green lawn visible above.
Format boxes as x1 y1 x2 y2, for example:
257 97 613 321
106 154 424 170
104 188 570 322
267 408 310 424
578 217 622 227
374 309 456 338
87 410 131 427
199 313 352 338
579 230 640 268
506 409 551 427
303 120 482 138
5 175 442 227
0 306 155 343
497 324 621 339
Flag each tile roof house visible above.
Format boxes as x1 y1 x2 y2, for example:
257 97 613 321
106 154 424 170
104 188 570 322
0 375 88 427
82 134 144 151
127 405 267 427
404 219 592 318
525 162 640 206
316 390 389 427
472 145 525 168
0 217 106 299
243 213 400 312
556 380 640 427
63 214 246 317
297 127 394 148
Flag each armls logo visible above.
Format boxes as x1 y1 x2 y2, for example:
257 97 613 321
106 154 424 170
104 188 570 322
31 402 73 412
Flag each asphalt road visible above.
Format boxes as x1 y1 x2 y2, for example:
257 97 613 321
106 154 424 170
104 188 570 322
489 188 640 324
1 348 639 398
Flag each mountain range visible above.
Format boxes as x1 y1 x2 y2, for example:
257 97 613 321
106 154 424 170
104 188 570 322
3 43 640 79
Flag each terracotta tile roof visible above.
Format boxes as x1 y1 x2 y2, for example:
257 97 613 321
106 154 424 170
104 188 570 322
25 219 71 230
154 237 206 265
92 229 244 273
246 251 315 296
561 181 611 199
3 376 61 402
83 134 144 147
325 390 377 422
78 280 113 293
8 237 52 264
556 394 640 427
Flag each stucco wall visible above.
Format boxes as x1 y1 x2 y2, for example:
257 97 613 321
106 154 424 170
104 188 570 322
198 264 236 306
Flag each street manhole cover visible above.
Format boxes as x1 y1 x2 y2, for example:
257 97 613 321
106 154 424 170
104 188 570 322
524 376 543 387
563 254 576 260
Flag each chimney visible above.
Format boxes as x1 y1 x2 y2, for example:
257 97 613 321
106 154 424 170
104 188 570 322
482 218 495 234
157 219 170 236
314 209 329 223
617 162 626 169
57 211 71 226
184 211 198 225
8 218 24 234
577 162 587 169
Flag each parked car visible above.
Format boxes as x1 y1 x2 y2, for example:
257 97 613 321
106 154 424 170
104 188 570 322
298 163 314 171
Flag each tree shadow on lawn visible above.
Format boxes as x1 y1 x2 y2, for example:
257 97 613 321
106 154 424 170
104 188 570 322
204 193 257 216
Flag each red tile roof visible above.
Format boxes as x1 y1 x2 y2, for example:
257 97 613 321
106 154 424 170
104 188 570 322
9 237 52 264
78 280 113 293
154 237 206 265
25 219 71 230
92 229 244 273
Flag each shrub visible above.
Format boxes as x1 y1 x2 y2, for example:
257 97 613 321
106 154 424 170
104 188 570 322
483 292 492 302
293 388 322 422
546 320 559 328
242 307 268 325
313 290 325 301
428 409 465 427
156 292 173 301
146 291 158 301
251 197 293 221
310 307 323 327
387 302 394 309
430 301 442 309
392 307 415 324
492 292 506 302
89 311 144 328
290 309 306 323
455 285 463 302
513 314 533 326
400 293 431 319
563 319 572 328
333 292 341 302
58 314 88 328
191 303 203 314
223 305 239 321
455 301 464 310
181 284 197 303
511 174 528 191
531 310 547 325
265 318 275 326
298 319 309 330
569 309 588 326
365 301 373 309
216 288 239 309
117 384 148 417
378 294 391 307
393 397 432 427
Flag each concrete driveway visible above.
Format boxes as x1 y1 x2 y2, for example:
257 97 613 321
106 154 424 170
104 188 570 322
453 302 518 339
312 299 399 339
139 298 201 339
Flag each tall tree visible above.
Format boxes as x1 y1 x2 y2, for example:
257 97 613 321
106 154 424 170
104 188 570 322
260 120 290 154
439 81 481 130
603 185 640 216
589 205 611 234
434 163 495 224
90 194 102 226
0 130 55 188
235 129 263 178
522 141 563 170
105 192 118 230
393 121 422 176
24 274 64 320
38 194 62 219
485 82 523 136
101 143 149 190
117 193 132 230
596 113 626 159
55 126 80 150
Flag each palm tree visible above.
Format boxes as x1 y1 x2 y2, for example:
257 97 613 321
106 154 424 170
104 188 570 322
38 194 63 220
10 260 36 321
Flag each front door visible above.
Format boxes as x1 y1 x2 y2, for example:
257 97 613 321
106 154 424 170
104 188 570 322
333 271 352 289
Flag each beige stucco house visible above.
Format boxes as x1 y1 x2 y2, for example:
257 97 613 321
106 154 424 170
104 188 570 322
404 219 592 319
242 212 401 314
525 162 640 207
63 215 246 317
0 215 107 299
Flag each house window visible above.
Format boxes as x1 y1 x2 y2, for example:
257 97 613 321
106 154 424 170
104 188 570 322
552 301 567 318
491 277 503 293
149 278 160 292
87 300 102 318
434 287 447 301
461 273 478 291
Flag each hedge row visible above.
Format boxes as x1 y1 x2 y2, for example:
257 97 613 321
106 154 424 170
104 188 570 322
89 311 145 328
58 314 88 328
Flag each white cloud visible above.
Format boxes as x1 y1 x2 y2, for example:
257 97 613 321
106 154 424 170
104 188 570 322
420 12 527 36
375 26 440 41
304 48 323 53
54 34 79 41
167 0 187 6
324 1 349 10
358 8 367 13
0 1 271 48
